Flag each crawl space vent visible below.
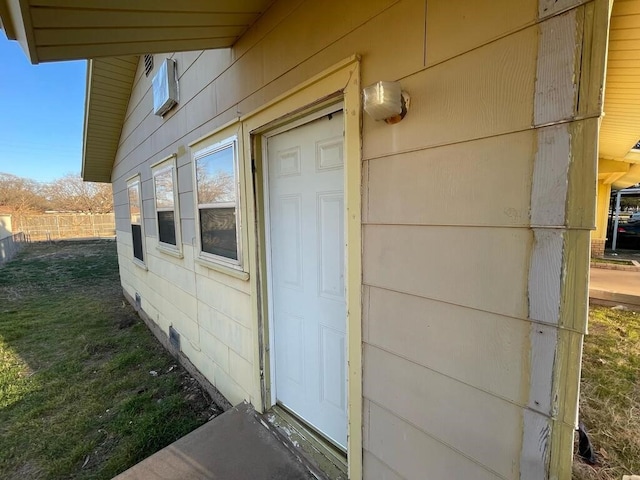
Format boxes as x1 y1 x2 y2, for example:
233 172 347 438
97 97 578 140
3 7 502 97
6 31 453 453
169 326 181 351
135 292 141 310
152 58 178 116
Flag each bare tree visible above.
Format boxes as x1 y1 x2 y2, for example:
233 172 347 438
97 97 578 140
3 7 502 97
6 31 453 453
45 174 113 214
196 162 235 204
0 173 49 216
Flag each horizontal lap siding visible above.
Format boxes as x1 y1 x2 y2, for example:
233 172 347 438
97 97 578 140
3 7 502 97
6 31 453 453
363 225 531 318
111 0 428 418
364 286 529 404
363 26 537 160
364 401 502 480
106 0 583 477
359 0 554 478
365 131 536 227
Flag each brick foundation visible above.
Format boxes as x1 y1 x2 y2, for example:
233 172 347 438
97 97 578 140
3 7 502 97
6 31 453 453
591 238 606 258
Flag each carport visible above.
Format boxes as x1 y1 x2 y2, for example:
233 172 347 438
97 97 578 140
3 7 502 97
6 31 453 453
610 187 640 250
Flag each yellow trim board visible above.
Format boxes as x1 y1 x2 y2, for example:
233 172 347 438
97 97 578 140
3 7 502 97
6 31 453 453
241 56 362 479
547 0 611 476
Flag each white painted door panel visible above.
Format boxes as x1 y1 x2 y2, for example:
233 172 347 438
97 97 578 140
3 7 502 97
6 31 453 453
267 111 346 448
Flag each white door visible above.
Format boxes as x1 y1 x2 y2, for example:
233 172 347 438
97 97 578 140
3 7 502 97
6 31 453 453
267 110 347 448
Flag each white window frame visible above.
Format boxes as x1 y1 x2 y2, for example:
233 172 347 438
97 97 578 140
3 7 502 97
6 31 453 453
151 154 182 257
192 135 243 270
126 175 146 268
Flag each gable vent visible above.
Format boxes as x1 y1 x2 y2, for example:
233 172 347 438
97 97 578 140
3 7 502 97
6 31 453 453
144 54 154 77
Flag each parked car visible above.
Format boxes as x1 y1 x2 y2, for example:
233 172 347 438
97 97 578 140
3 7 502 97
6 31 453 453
607 221 640 248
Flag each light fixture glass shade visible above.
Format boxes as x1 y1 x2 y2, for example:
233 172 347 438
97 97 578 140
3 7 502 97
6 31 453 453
363 81 403 121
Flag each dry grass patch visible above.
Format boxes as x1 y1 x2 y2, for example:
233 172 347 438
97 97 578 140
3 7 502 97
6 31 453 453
573 306 640 479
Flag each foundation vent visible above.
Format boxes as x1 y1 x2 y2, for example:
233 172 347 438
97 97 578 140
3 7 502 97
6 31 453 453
169 326 181 351
135 292 141 310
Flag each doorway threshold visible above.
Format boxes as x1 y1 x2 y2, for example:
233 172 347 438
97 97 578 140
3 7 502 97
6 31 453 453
261 406 347 480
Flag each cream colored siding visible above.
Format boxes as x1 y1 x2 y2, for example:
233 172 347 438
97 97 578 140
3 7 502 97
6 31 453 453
362 1 595 478
362 451 403 480
365 287 530 403
106 0 602 477
426 0 537 65
366 131 535 227
364 401 501 480
111 0 429 419
364 226 531 317
364 27 537 160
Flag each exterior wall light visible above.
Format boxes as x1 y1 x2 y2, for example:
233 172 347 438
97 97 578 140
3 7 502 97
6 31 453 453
363 81 410 124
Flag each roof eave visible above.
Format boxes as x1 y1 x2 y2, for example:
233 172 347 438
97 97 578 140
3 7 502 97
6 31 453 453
82 56 139 183
0 0 16 40
81 60 105 183
0 0 39 62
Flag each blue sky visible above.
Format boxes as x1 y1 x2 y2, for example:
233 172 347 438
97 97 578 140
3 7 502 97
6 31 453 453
0 39 86 183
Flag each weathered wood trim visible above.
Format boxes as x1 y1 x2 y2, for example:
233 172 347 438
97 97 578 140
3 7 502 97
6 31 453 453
544 1 610 479
241 57 363 479
534 9 579 126
539 0 590 20
530 125 571 227
523 1 608 477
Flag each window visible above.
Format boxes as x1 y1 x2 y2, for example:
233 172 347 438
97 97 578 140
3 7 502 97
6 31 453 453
194 137 241 264
152 156 181 253
127 178 145 263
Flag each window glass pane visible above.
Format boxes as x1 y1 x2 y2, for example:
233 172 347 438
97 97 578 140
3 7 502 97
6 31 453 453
199 207 237 260
157 211 176 246
154 169 174 209
132 224 144 261
128 184 141 224
196 146 236 205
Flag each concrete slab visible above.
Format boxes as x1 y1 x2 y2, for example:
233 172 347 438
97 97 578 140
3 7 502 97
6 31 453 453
113 403 314 480
590 268 640 308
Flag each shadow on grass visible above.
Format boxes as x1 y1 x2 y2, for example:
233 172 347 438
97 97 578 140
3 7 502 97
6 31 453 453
0 240 220 480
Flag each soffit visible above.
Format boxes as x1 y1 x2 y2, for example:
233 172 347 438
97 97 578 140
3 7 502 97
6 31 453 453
82 56 138 183
601 0 640 161
0 0 280 183
0 0 273 63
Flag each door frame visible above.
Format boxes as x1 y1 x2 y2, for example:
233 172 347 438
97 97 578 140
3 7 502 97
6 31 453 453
240 56 362 478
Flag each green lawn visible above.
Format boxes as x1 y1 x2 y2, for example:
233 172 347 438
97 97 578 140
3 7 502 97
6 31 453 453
573 306 640 479
0 240 220 480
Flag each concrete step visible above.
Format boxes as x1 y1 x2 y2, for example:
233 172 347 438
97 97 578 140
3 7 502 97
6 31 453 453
113 402 315 480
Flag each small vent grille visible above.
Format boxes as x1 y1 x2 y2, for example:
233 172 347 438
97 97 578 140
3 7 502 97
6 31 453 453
144 54 154 77
169 326 181 351
135 292 141 310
